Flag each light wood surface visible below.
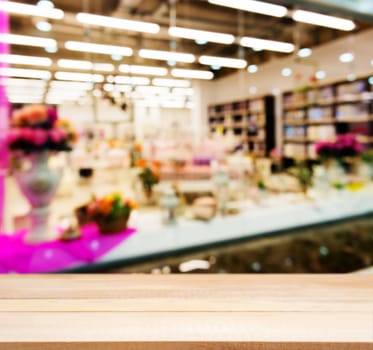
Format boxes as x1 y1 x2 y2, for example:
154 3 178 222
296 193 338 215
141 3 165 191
0 275 372 350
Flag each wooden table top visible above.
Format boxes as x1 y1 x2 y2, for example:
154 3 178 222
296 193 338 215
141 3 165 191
0 275 372 350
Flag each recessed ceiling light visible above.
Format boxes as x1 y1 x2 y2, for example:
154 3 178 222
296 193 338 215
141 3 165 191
297 48 312 58
281 67 292 77
36 20 52 32
249 86 257 94
45 45 58 53
195 39 208 45
370 59 373 67
368 76 373 85
37 0 54 9
111 54 123 61
347 73 356 81
272 88 281 95
339 52 354 63
315 70 326 80
167 60 176 66
247 64 258 73
211 65 221 70
252 47 263 52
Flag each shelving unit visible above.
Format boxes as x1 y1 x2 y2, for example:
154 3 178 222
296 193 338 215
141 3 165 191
208 95 275 157
282 76 373 162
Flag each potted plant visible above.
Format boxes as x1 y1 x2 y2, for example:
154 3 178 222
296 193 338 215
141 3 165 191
86 193 136 234
136 159 161 201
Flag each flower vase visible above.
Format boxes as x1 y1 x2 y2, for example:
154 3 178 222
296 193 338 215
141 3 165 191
355 160 373 183
325 159 346 187
142 187 157 206
14 152 61 243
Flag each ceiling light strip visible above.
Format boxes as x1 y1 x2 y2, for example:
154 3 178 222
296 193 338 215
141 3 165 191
240 36 294 53
152 78 190 88
292 10 355 31
139 49 195 63
65 41 133 56
76 12 160 34
0 1 64 19
198 55 247 69
0 54 52 67
0 34 57 48
55 71 104 83
0 67 51 79
208 0 287 18
119 64 168 76
169 26 234 45
171 68 214 80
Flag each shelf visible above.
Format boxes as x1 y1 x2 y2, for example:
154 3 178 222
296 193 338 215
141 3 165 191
336 116 373 123
307 118 335 125
284 120 306 126
284 93 373 109
284 137 309 143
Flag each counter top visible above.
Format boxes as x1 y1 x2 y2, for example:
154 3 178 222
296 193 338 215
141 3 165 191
93 187 373 271
0 274 372 350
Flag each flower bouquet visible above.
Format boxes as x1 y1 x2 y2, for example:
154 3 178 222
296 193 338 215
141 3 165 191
8 105 75 154
315 134 363 161
86 193 136 234
315 134 363 187
7 105 77 242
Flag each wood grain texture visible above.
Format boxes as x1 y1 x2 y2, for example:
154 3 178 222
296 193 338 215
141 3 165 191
0 275 372 350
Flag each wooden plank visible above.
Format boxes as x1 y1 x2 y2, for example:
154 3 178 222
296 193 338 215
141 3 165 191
0 311 370 342
0 275 371 349
1 342 372 350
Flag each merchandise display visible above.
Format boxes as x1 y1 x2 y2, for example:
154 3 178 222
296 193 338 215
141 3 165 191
0 0 372 274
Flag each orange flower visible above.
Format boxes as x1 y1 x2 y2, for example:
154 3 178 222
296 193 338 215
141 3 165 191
134 143 142 152
136 159 147 168
125 199 137 209
152 160 162 168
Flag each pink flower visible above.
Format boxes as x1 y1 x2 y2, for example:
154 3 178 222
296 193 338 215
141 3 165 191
7 128 21 144
49 128 67 144
32 129 48 146
20 128 34 142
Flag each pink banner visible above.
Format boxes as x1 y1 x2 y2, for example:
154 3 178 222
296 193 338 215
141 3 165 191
0 0 9 231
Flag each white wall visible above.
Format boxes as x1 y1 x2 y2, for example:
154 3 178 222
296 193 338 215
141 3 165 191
205 28 373 105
